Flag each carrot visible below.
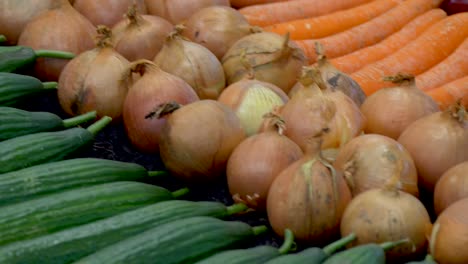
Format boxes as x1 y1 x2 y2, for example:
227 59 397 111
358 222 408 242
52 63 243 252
416 38 468 91
426 76 468 110
329 8 447 73
239 0 373 27
231 0 293 8
294 0 443 64
351 12 468 95
264 0 403 40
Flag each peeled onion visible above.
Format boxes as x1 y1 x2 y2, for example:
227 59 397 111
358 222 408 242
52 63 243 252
73 0 147 27
434 161 468 215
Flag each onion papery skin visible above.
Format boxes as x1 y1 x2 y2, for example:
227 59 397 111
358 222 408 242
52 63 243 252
434 161 468 215
73 0 147 27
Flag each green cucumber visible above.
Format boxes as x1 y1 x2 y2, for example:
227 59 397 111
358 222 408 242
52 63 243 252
73 216 268 264
405 255 438 264
323 239 410 264
194 229 295 264
0 106 97 141
0 181 188 246
264 233 357 264
0 158 166 205
0 46 75 73
0 35 5 43
0 116 111 174
0 201 247 264
0 72 57 106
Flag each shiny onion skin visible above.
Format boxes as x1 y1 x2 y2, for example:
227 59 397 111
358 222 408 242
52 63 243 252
73 0 147 27
433 161 468 215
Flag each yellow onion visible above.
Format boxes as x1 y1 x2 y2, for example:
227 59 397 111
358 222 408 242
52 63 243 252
398 103 468 193
434 161 468 215
181 6 255 59
73 0 147 27
145 0 230 24
361 74 439 140
155 100 246 183
333 134 419 197
222 32 307 94
122 59 199 153
112 5 173 61
153 27 225 100
429 197 468 264
227 111 303 210
58 26 130 121
17 0 96 81
267 134 352 245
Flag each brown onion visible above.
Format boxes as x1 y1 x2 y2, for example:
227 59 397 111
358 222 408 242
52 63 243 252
361 74 439 140
398 102 468 192
112 5 173 61
73 0 147 27
155 100 246 183
17 0 96 81
227 111 303 210
182 6 254 60
58 26 130 121
122 59 199 153
434 161 468 215
153 27 225 100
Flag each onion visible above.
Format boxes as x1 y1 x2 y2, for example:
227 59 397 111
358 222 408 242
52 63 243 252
73 0 147 27
153 26 225 100
333 134 419 197
154 100 246 183
222 32 307 94
429 197 468 264
267 133 352 245
227 111 303 210
122 59 199 153
145 0 230 25
181 6 255 60
112 4 173 61
17 0 96 81
360 73 439 140
58 26 130 121
434 161 468 215
398 102 468 192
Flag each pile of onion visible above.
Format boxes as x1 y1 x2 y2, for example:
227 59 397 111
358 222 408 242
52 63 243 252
398 102 468 192
153 100 246 183
73 0 147 27
122 59 199 153
227 110 303 210
111 4 173 61
153 26 225 100
433 161 468 215
58 26 130 121
17 0 96 81
360 73 439 140
333 134 419 197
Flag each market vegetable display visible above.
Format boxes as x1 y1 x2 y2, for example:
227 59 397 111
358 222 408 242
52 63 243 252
0 72 58 106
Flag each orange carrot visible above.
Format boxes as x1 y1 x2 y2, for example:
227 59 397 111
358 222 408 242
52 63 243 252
329 8 447 73
416 37 468 91
426 76 468 110
231 0 293 8
239 0 373 27
351 12 468 95
264 0 403 40
294 0 443 63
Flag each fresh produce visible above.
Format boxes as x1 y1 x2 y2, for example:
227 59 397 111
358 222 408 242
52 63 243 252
230 0 291 8
0 35 5 43
73 0 147 27
427 75 468 110
0 181 188 246
434 161 468 215
73 216 268 264
406 254 438 264
0 201 247 264
0 116 111 174
0 72 57 106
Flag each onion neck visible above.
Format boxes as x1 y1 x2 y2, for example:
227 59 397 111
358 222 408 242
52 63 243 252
298 66 328 92
262 108 286 135
95 25 113 49
126 4 144 26
446 101 466 124
145 101 182 120
382 73 416 88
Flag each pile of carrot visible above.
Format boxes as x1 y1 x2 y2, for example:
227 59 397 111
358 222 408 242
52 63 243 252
236 0 468 110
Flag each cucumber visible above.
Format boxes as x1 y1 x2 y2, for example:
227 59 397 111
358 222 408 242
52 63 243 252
73 216 268 264
0 35 5 43
405 255 438 264
0 116 111 174
194 229 295 264
264 233 356 264
0 158 166 206
0 201 247 264
0 46 75 73
0 72 57 106
0 181 188 246
0 106 97 141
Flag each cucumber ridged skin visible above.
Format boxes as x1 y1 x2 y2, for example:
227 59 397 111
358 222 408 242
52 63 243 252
0 46 36 72
0 158 152 205
73 216 261 264
264 248 328 264
0 201 234 264
194 245 280 264
322 244 386 264
0 72 52 106
0 181 175 246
